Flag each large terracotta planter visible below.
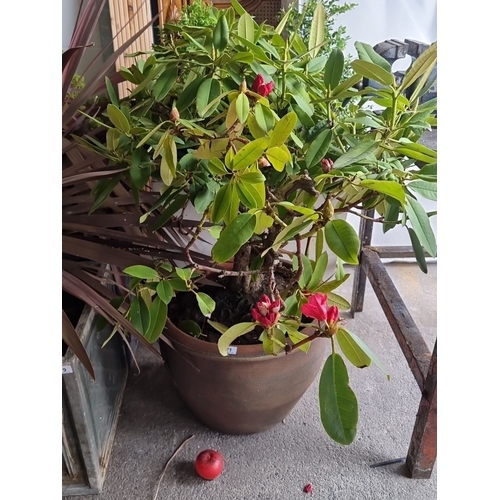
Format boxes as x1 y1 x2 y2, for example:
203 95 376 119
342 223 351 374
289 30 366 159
160 319 327 435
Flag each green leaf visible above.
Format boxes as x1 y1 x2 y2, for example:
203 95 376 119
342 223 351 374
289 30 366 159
305 129 333 169
354 41 392 73
337 328 371 368
308 2 325 58
105 76 119 106
156 281 174 305
178 320 202 337
238 13 254 43
407 227 428 274
262 327 287 355
319 353 358 445
196 78 222 118
211 183 232 223
177 76 204 112
266 145 291 172
324 48 344 91
308 252 329 291
175 268 192 281
212 213 256 263
153 66 178 101
275 202 316 216
207 157 228 176
351 60 394 86
400 42 437 92
282 325 310 353
213 14 229 51
123 265 159 280
359 179 406 206
144 297 167 343
263 214 318 256
160 136 177 187
231 137 269 171
238 170 266 184
268 112 297 148
207 320 229 334
235 93 250 123
236 180 265 209
218 322 256 355
283 294 300 316
106 128 121 151
106 104 130 134
329 73 363 99
195 292 216 318
334 140 378 170
129 296 150 335
324 219 360 265
406 195 437 257
152 194 188 231
407 180 437 201
340 328 390 380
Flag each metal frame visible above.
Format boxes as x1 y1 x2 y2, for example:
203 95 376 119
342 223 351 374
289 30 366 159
350 209 437 479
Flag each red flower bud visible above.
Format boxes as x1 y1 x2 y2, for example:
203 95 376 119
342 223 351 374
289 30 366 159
170 107 180 122
320 158 334 173
251 74 274 97
251 294 281 328
303 483 313 493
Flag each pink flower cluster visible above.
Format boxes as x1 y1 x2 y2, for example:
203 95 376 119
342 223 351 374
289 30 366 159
251 294 281 328
251 74 274 97
301 293 340 335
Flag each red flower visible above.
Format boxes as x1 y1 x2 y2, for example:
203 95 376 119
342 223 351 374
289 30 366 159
251 74 274 97
251 294 281 328
301 293 339 334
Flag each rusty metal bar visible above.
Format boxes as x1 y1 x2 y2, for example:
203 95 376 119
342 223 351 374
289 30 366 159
349 209 375 316
361 247 432 392
406 341 437 478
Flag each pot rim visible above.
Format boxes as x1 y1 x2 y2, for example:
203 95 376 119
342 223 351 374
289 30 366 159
164 318 317 360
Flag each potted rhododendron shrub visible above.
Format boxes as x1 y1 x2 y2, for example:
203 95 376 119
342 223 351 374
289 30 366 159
75 0 437 444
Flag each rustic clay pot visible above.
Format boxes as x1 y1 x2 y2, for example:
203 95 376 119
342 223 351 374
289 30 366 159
160 319 328 435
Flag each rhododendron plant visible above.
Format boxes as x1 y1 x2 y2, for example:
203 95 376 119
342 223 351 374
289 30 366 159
78 0 437 445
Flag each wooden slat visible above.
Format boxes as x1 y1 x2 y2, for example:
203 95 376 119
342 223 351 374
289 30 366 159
367 245 432 259
360 247 432 391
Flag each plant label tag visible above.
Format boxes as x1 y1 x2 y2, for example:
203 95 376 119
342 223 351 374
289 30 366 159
227 346 238 355
62 365 74 374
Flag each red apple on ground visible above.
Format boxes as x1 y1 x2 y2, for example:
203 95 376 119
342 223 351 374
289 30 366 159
195 449 224 480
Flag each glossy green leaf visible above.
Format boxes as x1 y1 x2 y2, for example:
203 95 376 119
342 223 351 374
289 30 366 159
407 180 437 201
129 296 150 335
275 202 316 216
213 14 229 51
334 140 378 170
307 55 328 74
351 60 394 86
282 324 311 353
305 129 333 168
207 158 227 176
327 292 351 310
337 328 371 368
263 327 287 355
264 214 319 256
175 268 192 281
354 41 392 73
319 353 358 445
268 112 297 148
105 76 119 106
238 13 254 43
153 66 178 101
123 265 159 280
144 297 167 343
152 194 188 231
329 73 363 99
178 320 202 337
238 170 266 184
340 328 390 380
218 322 256 355
211 183 232 223
107 104 130 134
324 219 360 265
266 145 290 172
298 255 313 289
195 292 216 318
308 2 325 58
359 179 406 206
400 42 437 92
324 48 344 90
231 137 269 171
252 210 274 234
236 180 265 209
106 128 121 151
156 281 174 305
160 136 177 187
315 228 324 261
407 227 428 274
207 320 228 334
235 93 250 123
212 213 256 263
177 76 204 112
308 252 329 291
406 195 437 257
197 78 222 118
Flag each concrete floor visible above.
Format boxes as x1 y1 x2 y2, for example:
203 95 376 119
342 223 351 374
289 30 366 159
69 262 437 500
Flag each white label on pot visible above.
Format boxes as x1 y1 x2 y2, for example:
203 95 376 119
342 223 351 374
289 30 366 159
62 365 73 374
227 346 238 355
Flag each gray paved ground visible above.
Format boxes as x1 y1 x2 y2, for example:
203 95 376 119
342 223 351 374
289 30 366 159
68 262 437 500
